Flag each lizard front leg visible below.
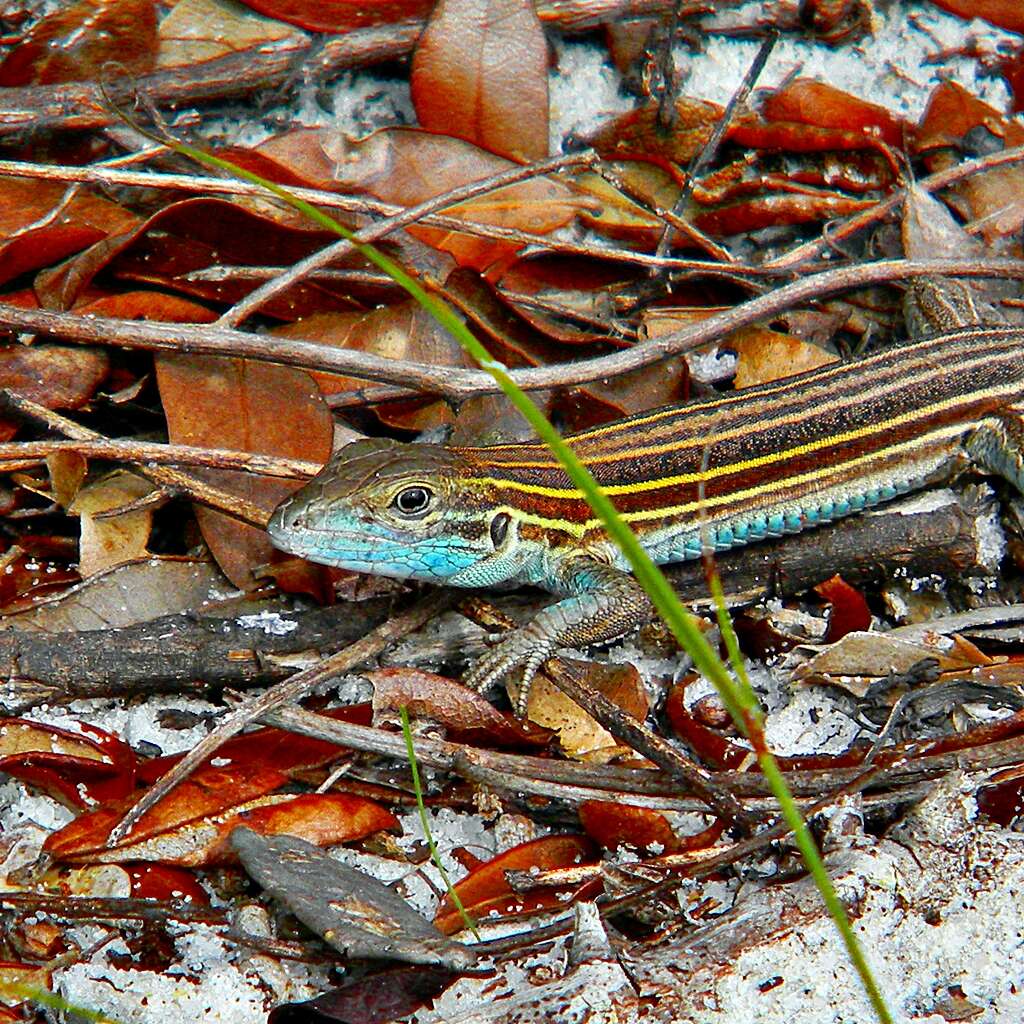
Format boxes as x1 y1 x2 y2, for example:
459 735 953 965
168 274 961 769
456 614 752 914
965 407 1024 495
464 556 654 717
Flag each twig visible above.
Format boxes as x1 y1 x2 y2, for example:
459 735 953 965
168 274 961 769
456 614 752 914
0 392 272 528
541 659 752 828
104 590 452 846
217 150 600 327
653 30 777 259
0 156 737 274
3 258 1023 401
0 3 686 137
0 438 318 478
767 143 1024 269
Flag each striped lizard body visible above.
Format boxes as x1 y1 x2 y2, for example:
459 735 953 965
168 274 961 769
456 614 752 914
269 321 1024 714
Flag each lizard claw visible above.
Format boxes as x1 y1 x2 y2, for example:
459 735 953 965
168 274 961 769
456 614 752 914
464 630 557 717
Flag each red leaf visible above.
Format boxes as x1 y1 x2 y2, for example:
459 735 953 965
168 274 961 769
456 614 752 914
693 191 874 236
137 704 373 783
127 864 209 904
44 765 290 861
759 79 910 149
0 0 156 86
580 801 725 855
230 793 399 856
236 0 434 33
44 764 397 867
815 574 872 643
0 177 139 288
433 834 595 935
0 718 136 808
412 0 549 162
925 0 1024 33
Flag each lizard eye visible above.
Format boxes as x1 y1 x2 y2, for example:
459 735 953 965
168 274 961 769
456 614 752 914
391 485 433 517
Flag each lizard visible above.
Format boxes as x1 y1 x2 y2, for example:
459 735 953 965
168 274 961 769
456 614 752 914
268 277 1023 715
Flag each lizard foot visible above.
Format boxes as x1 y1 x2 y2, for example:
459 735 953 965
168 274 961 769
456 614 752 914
463 627 558 718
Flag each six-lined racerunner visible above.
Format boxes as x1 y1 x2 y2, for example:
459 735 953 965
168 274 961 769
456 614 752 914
269 285 1024 714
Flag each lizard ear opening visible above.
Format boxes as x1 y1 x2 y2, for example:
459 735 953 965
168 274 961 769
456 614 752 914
489 512 511 548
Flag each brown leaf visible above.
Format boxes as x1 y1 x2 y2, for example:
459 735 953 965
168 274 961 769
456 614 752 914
156 0 305 70
37 196 344 315
68 471 155 578
583 98 721 169
44 765 288 862
273 302 475 431
642 310 838 389
0 178 139 288
0 558 227 631
323 127 582 270
789 631 991 696
728 327 839 388
575 165 682 249
367 667 553 747
0 343 109 441
155 354 333 589
75 291 220 323
412 0 549 162
45 451 88 509
525 659 649 761
917 82 1024 244
0 0 156 86
693 190 874 237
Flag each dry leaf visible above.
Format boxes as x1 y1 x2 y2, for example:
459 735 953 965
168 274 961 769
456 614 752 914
155 354 333 590
525 659 649 761
157 0 305 69
69 471 155 578
412 0 549 162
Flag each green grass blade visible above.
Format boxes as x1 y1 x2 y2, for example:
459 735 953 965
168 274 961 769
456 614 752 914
143 129 892 1024
400 706 480 940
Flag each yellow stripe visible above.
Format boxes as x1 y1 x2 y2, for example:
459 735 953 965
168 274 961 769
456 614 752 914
488 345 1019 471
464 383 1009 501
459 325 1014 462
503 423 968 537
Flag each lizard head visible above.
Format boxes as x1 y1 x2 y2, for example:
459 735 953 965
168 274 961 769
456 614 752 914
268 437 516 585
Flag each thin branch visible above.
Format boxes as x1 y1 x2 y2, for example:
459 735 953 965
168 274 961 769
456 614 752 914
105 591 453 846
0 392 272 527
0 155 736 274
4 258 1023 401
0 438 319 478
216 150 600 327
767 143 1024 269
